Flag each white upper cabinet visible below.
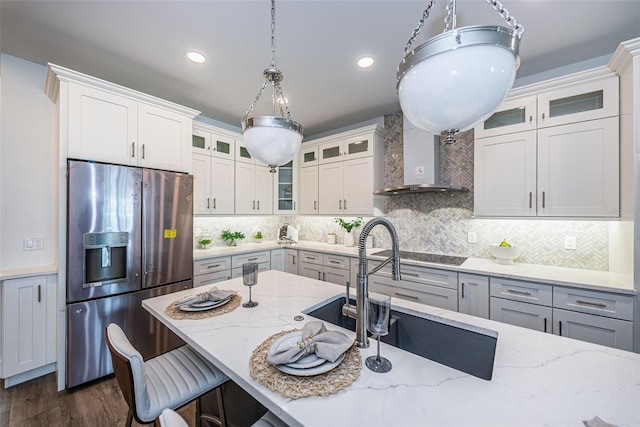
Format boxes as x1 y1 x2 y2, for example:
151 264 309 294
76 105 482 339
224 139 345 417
474 69 620 218
303 124 385 216
46 64 199 173
192 124 235 160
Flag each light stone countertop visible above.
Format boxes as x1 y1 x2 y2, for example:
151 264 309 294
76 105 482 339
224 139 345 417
142 271 640 427
0 264 58 281
194 241 635 295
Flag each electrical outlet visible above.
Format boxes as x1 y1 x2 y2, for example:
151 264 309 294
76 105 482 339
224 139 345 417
23 236 44 251
414 165 424 175
467 231 477 243
564 236 576 250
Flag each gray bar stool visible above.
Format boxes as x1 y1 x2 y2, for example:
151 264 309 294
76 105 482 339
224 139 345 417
106 323 229 427
156 408 288 427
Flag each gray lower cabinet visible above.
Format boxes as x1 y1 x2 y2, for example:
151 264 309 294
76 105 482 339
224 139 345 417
284 248 298 274
369 274 458 311
194 256 232 287
297 250 350 286
489 277 633 351
458 274 489 319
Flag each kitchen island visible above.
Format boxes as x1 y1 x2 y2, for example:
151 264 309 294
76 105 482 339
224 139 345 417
142 271 640 427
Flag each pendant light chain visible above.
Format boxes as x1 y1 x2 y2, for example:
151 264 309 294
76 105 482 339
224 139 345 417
404 0 523 56
270 0 276 68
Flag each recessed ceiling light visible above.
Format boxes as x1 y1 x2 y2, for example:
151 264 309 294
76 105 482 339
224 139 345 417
186 51 206 64
357 56 374 68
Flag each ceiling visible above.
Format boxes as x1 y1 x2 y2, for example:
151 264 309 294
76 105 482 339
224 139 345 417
2 0 639 137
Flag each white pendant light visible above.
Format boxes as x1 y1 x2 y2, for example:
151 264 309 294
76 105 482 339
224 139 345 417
242 0 303 173
397 0 523 143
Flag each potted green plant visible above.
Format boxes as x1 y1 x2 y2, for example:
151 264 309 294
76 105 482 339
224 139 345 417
197 237 212 249
221 229 245 246
254 231 264 242
334 217 363 247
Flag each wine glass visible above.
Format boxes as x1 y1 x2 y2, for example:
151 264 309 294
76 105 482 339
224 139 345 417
242 262 259 308
365 292 392 373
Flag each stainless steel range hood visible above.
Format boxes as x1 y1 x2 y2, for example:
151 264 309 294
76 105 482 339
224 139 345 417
374 117 469 195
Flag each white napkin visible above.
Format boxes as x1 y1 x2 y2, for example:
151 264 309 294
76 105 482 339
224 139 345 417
583 417 618 427
174 287 236 308
266 321 352 365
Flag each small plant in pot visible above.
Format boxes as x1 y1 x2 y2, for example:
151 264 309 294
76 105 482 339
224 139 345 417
197 237 212 249
221 230 245 246
334 217 363 247
254 231 264 242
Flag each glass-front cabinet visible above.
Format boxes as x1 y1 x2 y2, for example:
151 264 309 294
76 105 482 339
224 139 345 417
319 135 373 164
474 96 537 138
274 160 297 214
192 126 234 160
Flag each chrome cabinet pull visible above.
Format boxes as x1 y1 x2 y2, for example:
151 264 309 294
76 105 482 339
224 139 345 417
461 282 465 299
542 112 546 120
252 200 256 210
542 191 546 208
257 200 260 210
529 115 533 123
248 257 258 261
506 289 532 296
293 201 295 210
394 292 419 301
344 199 347 210
339 200 342 209
323 272 326 281
314 201 317 210
529 192 532 208
131 142 135 158
213 198 216 209
142 144 146 159
317 271 321 280
207 198 210 209
38 285 41 303
292 255 296 265
543 318 547 333
207 264 221 269
402 272 419 278
558 321 562 336
329 260 340 264
576 300 607 308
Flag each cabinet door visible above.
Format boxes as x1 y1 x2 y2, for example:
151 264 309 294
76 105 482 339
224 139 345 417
300 145 319 167
194 270 231 287
2 277 48 377
299 165 319 214
236 142 256 164
490 297 553 333
537 76 619 128
458 274 489 319
68 83 137 165
209 132 234 160
474 131 537 216
537 117 619 217
323 266 350 286
284 249 298 274
274 160 296 214
552 308 632 351
318 139 344 164
318 162 344 214
343 157 374 215
474 96 537 138
211 157 235 214
254 165 273 214
192 127 211 156
137 103 191 172
192 153 211 214
344 134 374 160
235 162 256 214
298 262 323 281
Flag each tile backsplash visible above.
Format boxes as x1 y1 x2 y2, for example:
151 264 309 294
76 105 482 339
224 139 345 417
194 111 616 272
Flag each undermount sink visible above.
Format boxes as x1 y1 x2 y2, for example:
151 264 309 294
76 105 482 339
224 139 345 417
302 294 498 380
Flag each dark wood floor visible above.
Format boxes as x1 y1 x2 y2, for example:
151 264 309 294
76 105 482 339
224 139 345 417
0 374 195 427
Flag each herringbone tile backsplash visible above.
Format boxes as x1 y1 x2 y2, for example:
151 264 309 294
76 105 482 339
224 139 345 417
195 111 613 272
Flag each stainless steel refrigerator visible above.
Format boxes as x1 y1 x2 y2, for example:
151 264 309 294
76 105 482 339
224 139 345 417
66 160 193 388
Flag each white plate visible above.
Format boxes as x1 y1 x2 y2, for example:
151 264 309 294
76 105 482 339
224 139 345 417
268 331 346 376
269 332 326 369
177 296 232 312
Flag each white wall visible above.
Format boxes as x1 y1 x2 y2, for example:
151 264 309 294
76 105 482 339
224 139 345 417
0 54 56 270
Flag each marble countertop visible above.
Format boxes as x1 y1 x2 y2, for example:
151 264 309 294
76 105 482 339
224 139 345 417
142 271 640 427
0 264 58 281
194 241 635 295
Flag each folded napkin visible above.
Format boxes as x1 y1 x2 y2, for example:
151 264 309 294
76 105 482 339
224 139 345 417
266 321 352 365
583 417 618 427
174 287 236 308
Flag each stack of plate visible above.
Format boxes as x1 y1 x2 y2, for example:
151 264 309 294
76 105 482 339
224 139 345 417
268 331 346 376
177 295 233 312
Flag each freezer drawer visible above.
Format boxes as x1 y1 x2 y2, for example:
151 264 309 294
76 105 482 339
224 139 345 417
66 281 191 388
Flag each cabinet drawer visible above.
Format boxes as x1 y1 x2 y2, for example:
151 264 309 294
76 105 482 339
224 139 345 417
194 256 232 275
231 262 271 278
323 253 350 270
370 275 458 311
299 250 323 265
232 251 270 268
553 287 633 321
490 278 552 306
371 261 458 290
194 270 231 287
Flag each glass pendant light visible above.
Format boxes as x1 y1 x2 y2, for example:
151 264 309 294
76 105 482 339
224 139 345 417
242 0 303 173
397 0 523 143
